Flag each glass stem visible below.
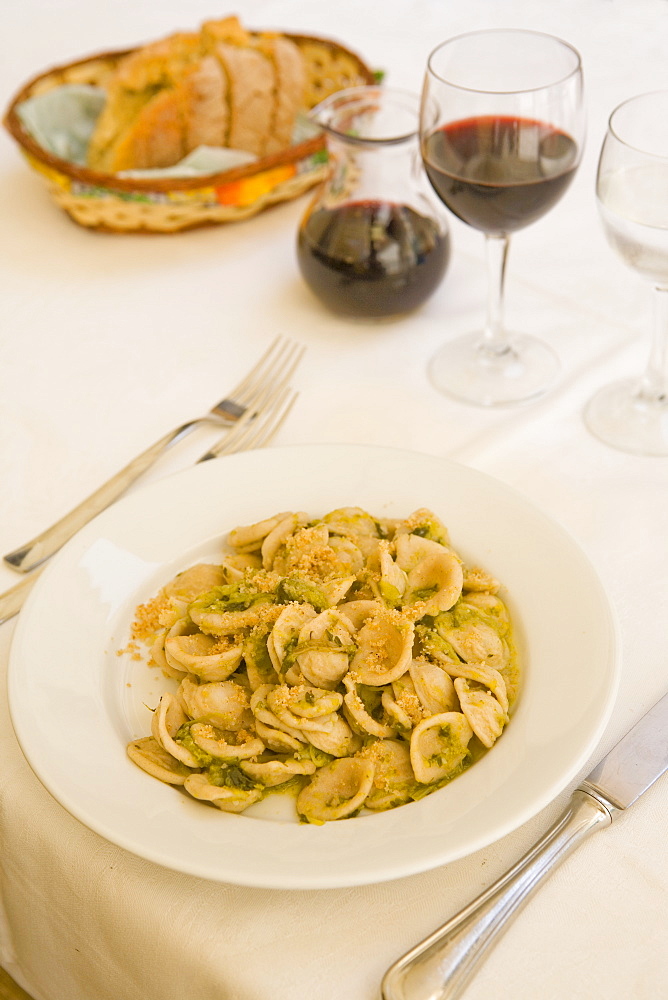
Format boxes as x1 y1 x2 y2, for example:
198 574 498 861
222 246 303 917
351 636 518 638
639 285 668 402
483 234 511 356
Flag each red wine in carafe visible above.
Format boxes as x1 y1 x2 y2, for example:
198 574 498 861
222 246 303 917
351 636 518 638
297 200 450 317
422 116 578 234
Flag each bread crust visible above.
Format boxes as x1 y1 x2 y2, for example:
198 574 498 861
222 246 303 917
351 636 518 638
180 55 229 151
259 35 306 155
214 42 275 157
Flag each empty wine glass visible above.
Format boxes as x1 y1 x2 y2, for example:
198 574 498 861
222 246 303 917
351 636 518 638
420 29 585 406
584 91 668 456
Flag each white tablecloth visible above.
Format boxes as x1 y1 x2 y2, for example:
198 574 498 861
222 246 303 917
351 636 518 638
1 1 668 998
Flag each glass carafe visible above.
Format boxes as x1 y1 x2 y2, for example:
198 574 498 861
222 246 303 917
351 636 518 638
297 86 450 319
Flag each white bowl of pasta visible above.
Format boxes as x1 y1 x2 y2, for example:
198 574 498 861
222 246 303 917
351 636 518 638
8 444 619 888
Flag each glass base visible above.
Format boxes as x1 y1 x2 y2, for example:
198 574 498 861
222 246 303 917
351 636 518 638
428 331 560 407
584 378 668 456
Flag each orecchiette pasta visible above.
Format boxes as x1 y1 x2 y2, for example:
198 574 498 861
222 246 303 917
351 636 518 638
126 506 519 823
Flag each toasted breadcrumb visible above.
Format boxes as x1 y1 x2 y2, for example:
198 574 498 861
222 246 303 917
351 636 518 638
269 685 293 710
248 569 282 593
356 741 404 790
395 689 425 725
402 508 436 531
116 640 143 661
463 567 500 593
282 526 340 580
357 740 388 764
200 603 283 634
236 729 256 743
210 635 244 653
131 592 177 642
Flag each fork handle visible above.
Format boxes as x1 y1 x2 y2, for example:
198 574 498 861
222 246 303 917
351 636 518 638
381 789 614 1000
0 569 45 625
4 420 199 574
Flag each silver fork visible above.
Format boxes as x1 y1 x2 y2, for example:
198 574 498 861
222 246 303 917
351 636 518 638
0 382 299 626
4 336 305 574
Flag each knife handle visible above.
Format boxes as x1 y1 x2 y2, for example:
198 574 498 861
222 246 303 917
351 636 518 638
381 789 615 1000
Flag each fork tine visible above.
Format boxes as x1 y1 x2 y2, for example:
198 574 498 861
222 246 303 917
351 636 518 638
230 340 304 420
200 382 284 457
224 337 302 409
198 384 297 462
233 340 306 411
222 335 285 403
246 389 298 450
204 355 296 458
220 388 298 456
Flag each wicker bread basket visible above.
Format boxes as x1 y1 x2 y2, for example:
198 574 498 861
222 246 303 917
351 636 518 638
3 33 374 233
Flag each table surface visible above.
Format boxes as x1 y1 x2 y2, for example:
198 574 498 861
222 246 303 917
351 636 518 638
1 1 667 999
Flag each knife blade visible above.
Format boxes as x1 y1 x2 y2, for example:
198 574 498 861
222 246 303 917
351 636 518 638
382 690 668 1000
580 690 668 809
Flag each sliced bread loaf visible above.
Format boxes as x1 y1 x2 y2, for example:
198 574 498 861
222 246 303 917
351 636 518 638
86 15 307 172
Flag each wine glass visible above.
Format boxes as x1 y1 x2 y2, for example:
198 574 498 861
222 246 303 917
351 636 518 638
584 91 668 456
420 29 585 406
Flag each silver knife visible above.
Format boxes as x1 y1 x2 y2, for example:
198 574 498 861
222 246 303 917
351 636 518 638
382 690 668 1000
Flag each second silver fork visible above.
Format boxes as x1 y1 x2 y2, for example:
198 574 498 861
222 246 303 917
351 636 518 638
4 336 304 574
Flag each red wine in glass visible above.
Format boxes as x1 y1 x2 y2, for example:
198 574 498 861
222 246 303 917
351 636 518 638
297 200 450 317
422 116 579 234
419 30 584 406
